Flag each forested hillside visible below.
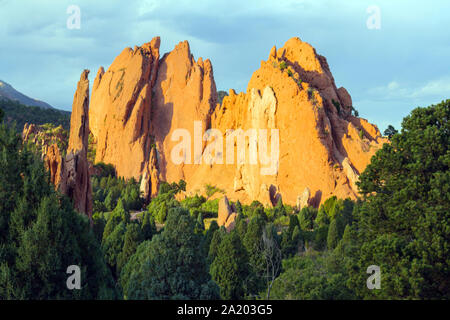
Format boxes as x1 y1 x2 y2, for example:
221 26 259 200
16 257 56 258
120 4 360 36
0 98 70 131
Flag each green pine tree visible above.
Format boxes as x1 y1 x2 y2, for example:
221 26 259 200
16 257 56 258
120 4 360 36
327 218 339 250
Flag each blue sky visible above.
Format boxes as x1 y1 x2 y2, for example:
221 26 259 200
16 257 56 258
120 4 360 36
1 0 449 131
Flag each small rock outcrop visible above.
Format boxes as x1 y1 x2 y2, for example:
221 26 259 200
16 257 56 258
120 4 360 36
218 196 237 231
218 196 233 226
45 143 63 187
22 123 68 160
297 187 311 210
140 147 160 203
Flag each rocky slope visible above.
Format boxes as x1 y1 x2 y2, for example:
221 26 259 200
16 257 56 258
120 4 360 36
87 37 387 207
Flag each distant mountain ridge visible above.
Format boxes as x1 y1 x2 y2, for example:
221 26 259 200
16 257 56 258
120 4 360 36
0 79 53 109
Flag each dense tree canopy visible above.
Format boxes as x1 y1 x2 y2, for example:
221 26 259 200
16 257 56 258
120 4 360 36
0 98 70 131
1 99 448 300
122 207 220 300
0 123 117 299
350 100 450 299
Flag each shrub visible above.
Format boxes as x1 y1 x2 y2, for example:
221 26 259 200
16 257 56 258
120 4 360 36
332 99 341 114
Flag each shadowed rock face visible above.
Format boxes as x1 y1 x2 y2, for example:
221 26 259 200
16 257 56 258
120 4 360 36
140 147 159 203
88 37 388 207
46 70 93 219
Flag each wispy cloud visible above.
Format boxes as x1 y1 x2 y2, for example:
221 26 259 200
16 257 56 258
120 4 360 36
368 77 450 100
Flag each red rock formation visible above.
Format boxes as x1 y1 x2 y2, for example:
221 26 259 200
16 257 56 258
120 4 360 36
217 196 237 231
218 196 232 226
90 37 160 179
140 147 160 202
59 70 93 218
151 40 217 183
22 123 36 141
22 123 68 160
88 37 388 207
45 143 63 186
185 37 388 206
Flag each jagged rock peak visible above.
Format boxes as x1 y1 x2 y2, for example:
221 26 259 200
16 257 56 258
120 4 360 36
68 69 90 154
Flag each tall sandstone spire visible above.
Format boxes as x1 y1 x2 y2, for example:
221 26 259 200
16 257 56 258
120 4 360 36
56 70 93 218
88 37 388 207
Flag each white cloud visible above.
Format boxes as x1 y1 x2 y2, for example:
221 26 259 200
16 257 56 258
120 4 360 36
368 77 450 100
412 77 450 98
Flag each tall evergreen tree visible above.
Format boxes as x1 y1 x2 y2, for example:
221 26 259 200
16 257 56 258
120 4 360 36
210 231 249 299
327 218 339 250
124 208 219 299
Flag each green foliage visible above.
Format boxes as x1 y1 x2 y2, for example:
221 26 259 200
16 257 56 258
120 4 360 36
123 207 220 299
243 200 267 220
383 124 398 138
359 129 364 140
265 199 288 222
243 215 267 295
0 107 3 122
102 199 130 243
196 211 205 232
217 90 228 105
102 222 127 276
280 216 303 258
351 100 450 299
0 123 117 299
92 212 106 243
141 211 156 241
146 180 185 224
92 175 143 213
118 240 152 299
327 219 339 250
117 222 144 274
351 106 359 117
270 252 354 300
87 133 97 164
22 123 69 156
205 184 225 199
332 99 341 114
0 98 70 132
297 206 317 231
92 162 116 178
279 61 287 70
210 231 250 299
200 199 220 217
